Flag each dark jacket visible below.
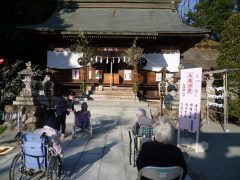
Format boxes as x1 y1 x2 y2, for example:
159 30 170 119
45 109 61 131
55 96 68 117
66 99 74 115
136 141 187 180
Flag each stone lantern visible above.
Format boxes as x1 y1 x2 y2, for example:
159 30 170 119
13 61 38 131
13 61 37 105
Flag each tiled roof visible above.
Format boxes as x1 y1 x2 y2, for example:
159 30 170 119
19 0 209 36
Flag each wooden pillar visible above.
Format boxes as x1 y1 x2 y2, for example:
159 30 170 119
223 73 228 126
110 61 113 88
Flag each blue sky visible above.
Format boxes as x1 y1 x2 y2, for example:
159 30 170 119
178 0 198 18
179 0 197 11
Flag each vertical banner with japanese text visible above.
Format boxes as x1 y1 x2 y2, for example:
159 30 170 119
178 68 202 133
124 70 132 80
72 69 80 80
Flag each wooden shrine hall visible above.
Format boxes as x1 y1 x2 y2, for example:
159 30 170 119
20 0 209 99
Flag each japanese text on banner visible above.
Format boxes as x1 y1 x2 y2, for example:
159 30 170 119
178 68 202 133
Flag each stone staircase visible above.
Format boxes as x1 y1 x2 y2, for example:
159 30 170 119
90 86 136 101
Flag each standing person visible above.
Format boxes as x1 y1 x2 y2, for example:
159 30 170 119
55 90 76 138
136 117 188 180
132 108 153 135
55 91 69 138
67 91 76 115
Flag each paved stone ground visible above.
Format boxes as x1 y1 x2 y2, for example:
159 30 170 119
0 100 239 180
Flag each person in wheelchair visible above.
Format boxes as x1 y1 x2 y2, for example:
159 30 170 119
136 116 188 180
34 109 63 159
132 108 153 135
74 102 91 130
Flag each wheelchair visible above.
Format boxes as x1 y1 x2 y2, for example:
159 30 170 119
9 132 62 180
72 111 93 139
129 124 154 167
137 166 183 180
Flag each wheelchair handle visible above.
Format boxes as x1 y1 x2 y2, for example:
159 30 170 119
14 132 23 141
40 132 48 139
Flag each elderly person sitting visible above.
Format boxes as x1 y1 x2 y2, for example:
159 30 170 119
132 108 153 135
136 116 188 180
34 109 63 159
74 102 91 129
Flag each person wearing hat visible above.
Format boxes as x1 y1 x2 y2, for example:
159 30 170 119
34 109 63 158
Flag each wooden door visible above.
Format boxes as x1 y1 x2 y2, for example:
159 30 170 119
103 73 119 84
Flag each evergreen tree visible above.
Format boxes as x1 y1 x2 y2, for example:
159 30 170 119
70 33 94 94
0 60 24 109
126 39 143 83
186 0 234 39
216 13 240 124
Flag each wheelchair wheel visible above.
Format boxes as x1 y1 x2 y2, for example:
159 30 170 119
128 131 132 166
46 156 62 180
9 153 25 180
133 148 137 167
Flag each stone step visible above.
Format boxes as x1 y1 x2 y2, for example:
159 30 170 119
98 86 133 91
93 90 135 95
91 94 136 101
90 86 136 101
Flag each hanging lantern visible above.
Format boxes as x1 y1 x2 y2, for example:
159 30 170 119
112 58 115 64
123 56 126 62
95 56 98 62
100 57 103 63
118 57 121 63
77 58 84 66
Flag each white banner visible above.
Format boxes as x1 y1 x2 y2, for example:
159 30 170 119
142 52 180 72
47 51 83 69
72 69 80 80
124 70 132 80
156 73 162 81
178 68 202 133
89 70 92 80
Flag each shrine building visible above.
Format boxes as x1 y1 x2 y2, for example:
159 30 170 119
20 0 209 99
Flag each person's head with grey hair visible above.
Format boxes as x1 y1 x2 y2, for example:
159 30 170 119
153 116 175 144
136 108 146 118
